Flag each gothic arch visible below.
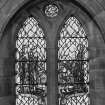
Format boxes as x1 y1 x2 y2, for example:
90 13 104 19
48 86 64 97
0 0 105 105
1 0 105 41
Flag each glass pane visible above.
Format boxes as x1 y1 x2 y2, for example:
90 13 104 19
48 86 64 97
16 17 47 105
57 17 89 105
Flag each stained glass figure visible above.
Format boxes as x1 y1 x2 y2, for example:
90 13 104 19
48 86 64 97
57 17 89 105
45 4 59 17
15 17 47 105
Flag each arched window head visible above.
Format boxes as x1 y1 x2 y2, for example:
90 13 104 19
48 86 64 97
57 17 89 105
15 17 47 105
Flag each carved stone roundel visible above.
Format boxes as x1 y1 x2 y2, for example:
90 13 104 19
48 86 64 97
45 4 59 17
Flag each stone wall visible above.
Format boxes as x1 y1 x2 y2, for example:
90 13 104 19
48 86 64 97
0 0 105 105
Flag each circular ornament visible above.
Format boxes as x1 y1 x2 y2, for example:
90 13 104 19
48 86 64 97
45 4 59 17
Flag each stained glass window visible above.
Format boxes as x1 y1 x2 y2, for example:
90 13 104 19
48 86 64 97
45 4 59 17
15 17 47 105
57 17 89 105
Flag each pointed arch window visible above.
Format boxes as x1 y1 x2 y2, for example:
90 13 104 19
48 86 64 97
57 17 89 105
15 17 47 105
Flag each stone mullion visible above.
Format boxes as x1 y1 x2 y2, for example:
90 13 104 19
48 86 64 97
47 29 57 105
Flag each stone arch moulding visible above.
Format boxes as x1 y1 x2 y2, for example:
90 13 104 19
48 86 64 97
0 0 105 43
